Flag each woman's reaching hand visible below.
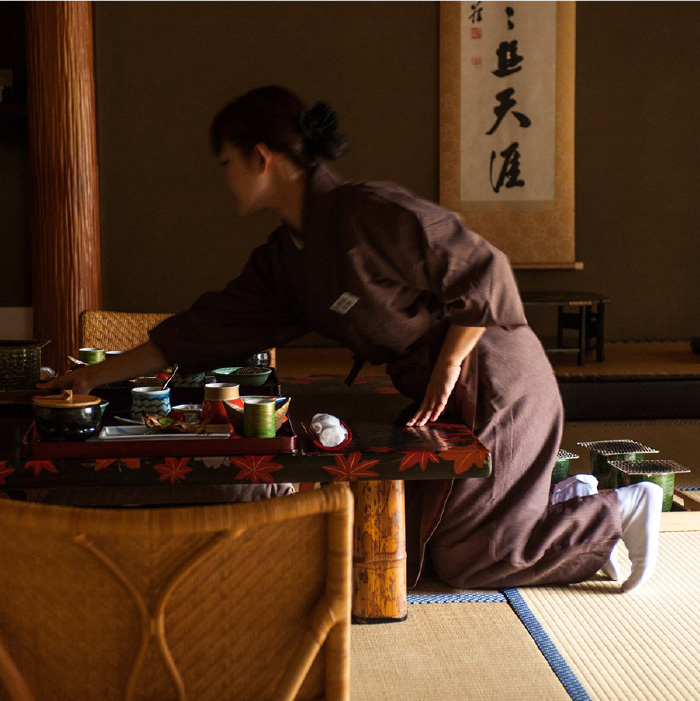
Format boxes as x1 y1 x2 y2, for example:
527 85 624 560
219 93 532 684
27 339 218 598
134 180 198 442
405 362 462 427
37 366 97 395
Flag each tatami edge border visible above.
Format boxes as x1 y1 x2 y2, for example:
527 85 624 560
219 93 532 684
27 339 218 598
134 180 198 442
502 588 591 701
407 592 506 604
678 486 700 491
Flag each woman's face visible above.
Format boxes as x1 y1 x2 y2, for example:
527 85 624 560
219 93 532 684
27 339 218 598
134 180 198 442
218 142 266 215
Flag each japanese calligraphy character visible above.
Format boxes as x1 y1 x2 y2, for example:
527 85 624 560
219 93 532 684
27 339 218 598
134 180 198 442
490 142 525 192
486 88 532 135
469 1 483 23
506 6 515 30
492 40 524 77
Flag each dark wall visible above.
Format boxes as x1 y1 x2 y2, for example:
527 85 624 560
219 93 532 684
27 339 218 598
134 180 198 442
2 2 699 341
0 1 30 307
93 1 439 318
517 2 700 340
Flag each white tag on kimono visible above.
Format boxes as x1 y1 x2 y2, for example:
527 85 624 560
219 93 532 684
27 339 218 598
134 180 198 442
330 292 359 315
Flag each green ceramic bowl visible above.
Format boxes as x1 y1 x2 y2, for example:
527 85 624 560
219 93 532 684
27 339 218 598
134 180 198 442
577 441 659 490
212 366 272 386
591 452 644 489
609 459 691 512
551 449 580 484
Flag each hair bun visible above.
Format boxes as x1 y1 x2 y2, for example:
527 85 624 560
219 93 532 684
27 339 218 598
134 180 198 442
300 102 337 143
299 101 348 161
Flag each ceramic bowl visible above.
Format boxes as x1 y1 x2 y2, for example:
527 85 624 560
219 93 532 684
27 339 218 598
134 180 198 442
223 396 290 434
172 404 202 423
33 391 103 441
212 366 272 386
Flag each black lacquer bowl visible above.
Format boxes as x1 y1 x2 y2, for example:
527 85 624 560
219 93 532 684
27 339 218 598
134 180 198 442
33 391 103 441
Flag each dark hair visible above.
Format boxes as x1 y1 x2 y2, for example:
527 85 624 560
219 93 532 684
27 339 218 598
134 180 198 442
210 86 348 169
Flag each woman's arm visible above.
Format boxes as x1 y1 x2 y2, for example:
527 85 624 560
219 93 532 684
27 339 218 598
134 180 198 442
406 325 485 427
37 341 168 395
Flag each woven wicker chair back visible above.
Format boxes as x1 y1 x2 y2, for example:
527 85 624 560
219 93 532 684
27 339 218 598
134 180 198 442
0 485 352 701
79 310 276 367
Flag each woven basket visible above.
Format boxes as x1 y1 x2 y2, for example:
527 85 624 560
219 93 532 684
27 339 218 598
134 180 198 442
0 340 46 390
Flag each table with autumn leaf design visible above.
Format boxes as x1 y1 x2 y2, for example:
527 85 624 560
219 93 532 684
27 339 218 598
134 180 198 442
0 375 491 624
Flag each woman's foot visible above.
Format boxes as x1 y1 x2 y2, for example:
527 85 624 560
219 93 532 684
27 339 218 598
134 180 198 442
614 482 663 592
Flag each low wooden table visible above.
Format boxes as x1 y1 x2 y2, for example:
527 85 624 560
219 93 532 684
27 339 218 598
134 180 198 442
521 290 610 365
0 375 491 625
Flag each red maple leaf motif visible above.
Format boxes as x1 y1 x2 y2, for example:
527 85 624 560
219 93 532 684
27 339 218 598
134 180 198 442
154 457 193 484
95 458 141 471
438 448 484 475
0 461 15 484
24 460 57 476
230 455 283 484
399 450 440 473
322 452 379 481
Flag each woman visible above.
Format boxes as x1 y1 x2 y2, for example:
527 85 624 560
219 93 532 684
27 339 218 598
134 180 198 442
42 86 661 591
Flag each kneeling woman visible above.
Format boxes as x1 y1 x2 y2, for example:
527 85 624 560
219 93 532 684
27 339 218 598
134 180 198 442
42 86 661 592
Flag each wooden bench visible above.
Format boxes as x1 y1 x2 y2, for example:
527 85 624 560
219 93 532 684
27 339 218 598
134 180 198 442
521 291 610 365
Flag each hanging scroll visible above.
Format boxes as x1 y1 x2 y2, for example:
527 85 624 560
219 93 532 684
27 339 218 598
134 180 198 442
440 1 580 269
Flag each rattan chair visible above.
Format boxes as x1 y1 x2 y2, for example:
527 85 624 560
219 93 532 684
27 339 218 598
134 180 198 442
0 484 352 700
79 310 277 367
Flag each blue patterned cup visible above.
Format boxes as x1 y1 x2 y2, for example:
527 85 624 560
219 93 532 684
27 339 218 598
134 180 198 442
170 371 206 388
131 386 171 421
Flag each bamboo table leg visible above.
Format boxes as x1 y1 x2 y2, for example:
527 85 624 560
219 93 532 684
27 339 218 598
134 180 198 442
350 480 407 624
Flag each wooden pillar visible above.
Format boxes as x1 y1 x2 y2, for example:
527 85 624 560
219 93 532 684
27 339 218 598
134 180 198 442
26 2 101 372
350 480 408 623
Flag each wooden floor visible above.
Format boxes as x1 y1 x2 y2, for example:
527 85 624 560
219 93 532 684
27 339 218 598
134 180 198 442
549 341 699 378
277 341 700 379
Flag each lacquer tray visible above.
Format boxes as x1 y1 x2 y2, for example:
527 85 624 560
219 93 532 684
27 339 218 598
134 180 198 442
94 368 283 415
22 416 299 460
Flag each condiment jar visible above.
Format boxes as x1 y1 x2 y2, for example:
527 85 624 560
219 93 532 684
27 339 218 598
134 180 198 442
201 383 239 424
33 389 103 441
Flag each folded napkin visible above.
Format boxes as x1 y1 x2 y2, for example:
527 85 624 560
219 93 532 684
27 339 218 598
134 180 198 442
310 413 348 447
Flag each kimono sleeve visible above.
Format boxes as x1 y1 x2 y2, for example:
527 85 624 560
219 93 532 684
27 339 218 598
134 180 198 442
413 210 528 329
148 241 310 373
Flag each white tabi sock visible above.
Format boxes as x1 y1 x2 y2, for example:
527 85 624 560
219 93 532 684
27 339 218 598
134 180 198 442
550 474 599 504
614 482 663 593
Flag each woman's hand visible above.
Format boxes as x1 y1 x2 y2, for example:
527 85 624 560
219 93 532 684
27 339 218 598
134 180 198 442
36 341 170 396
405 362 462 427
37 366 97 395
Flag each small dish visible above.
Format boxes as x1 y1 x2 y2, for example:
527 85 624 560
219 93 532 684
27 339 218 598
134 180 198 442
212 366 272 386
172 404 202 422
302 420 352 452
223 396 289 434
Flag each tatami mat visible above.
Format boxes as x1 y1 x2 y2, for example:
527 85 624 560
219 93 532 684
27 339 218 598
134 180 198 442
519 532 700 701
350 600 570 701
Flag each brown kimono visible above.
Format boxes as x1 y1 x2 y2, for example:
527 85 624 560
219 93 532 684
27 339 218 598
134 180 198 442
150 165 621 589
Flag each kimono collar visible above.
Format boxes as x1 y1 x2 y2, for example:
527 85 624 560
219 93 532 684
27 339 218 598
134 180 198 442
289 164 344 248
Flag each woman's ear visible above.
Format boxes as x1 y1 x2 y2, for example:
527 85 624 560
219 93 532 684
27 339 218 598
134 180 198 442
252 142 275 173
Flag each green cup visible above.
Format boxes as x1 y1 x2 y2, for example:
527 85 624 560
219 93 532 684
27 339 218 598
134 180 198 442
79 347 105 364
243 397 276 438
